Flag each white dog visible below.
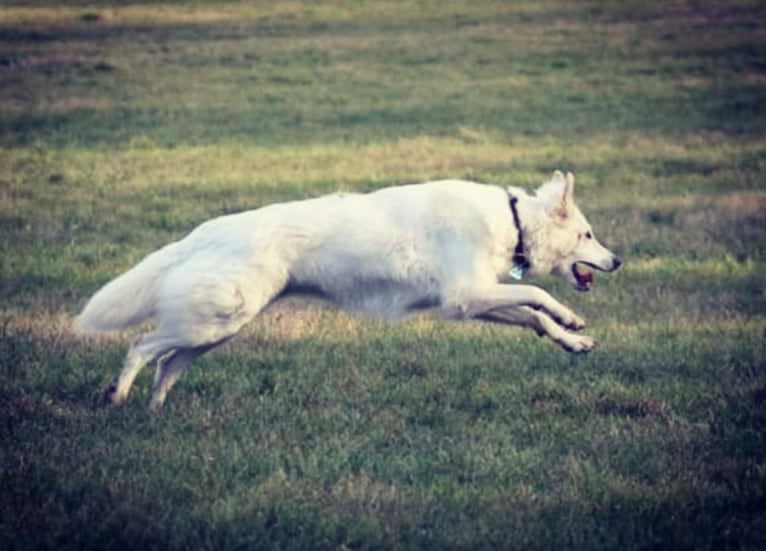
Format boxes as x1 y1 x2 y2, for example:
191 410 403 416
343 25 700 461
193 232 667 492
76 171 621 410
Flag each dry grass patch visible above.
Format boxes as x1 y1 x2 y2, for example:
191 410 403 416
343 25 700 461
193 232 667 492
680 191 766 227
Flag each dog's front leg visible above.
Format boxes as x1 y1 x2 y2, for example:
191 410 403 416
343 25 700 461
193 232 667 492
479 306 595 353
448 284 585 331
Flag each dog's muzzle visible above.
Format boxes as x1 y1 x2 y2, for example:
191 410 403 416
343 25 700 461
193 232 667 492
572 256 622 292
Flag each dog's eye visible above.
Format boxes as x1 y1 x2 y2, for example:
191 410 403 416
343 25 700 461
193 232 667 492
584 231 593 240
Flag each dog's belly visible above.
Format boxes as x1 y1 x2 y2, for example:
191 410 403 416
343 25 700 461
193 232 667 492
338 278 441 319
283 274 441 320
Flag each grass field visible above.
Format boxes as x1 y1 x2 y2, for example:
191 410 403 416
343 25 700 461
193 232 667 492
1 1 765 549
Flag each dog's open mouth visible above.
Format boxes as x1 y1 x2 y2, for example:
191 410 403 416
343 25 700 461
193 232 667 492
572 262 594 292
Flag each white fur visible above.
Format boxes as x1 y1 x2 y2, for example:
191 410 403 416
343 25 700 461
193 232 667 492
76 171 621 410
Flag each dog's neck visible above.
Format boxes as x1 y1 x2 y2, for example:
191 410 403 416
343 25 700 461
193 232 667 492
505 186 557 276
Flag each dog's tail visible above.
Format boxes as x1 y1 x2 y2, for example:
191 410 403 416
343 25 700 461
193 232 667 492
74 242 183 334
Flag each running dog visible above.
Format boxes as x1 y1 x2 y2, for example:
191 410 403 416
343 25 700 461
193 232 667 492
76 171 622 410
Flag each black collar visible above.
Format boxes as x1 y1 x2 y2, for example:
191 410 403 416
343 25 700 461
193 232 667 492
508 193 531 272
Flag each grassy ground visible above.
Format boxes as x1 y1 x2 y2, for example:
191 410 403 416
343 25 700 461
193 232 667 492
1 1 765 549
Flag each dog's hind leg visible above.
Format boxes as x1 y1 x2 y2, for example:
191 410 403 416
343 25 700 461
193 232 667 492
148 338 231 411
105 331 188 406
148 348 199 411
144 262 290 410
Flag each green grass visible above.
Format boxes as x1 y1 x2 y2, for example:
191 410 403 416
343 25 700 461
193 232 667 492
1 1 765 549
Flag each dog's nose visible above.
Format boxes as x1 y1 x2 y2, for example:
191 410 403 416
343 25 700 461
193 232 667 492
611 256 623 271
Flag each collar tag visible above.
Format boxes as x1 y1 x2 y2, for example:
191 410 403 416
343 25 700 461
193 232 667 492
509 264 526 280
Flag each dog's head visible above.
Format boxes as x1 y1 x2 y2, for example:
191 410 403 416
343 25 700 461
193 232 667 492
528 171 622 292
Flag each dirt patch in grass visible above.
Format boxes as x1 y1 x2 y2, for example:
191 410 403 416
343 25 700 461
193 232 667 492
680 191 766 233
594 396 671 419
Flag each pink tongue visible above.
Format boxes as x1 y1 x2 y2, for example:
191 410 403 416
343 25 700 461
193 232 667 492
576 268 594 286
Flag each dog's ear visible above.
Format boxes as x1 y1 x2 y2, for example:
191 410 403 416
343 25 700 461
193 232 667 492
539 171 575 221
563 171 575 208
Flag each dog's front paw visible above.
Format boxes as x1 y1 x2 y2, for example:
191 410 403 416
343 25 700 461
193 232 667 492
565 313 586 331
554 309 586 331
561 334 596 354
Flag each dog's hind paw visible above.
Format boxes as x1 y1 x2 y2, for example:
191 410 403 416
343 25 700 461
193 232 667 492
100 383 126 408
